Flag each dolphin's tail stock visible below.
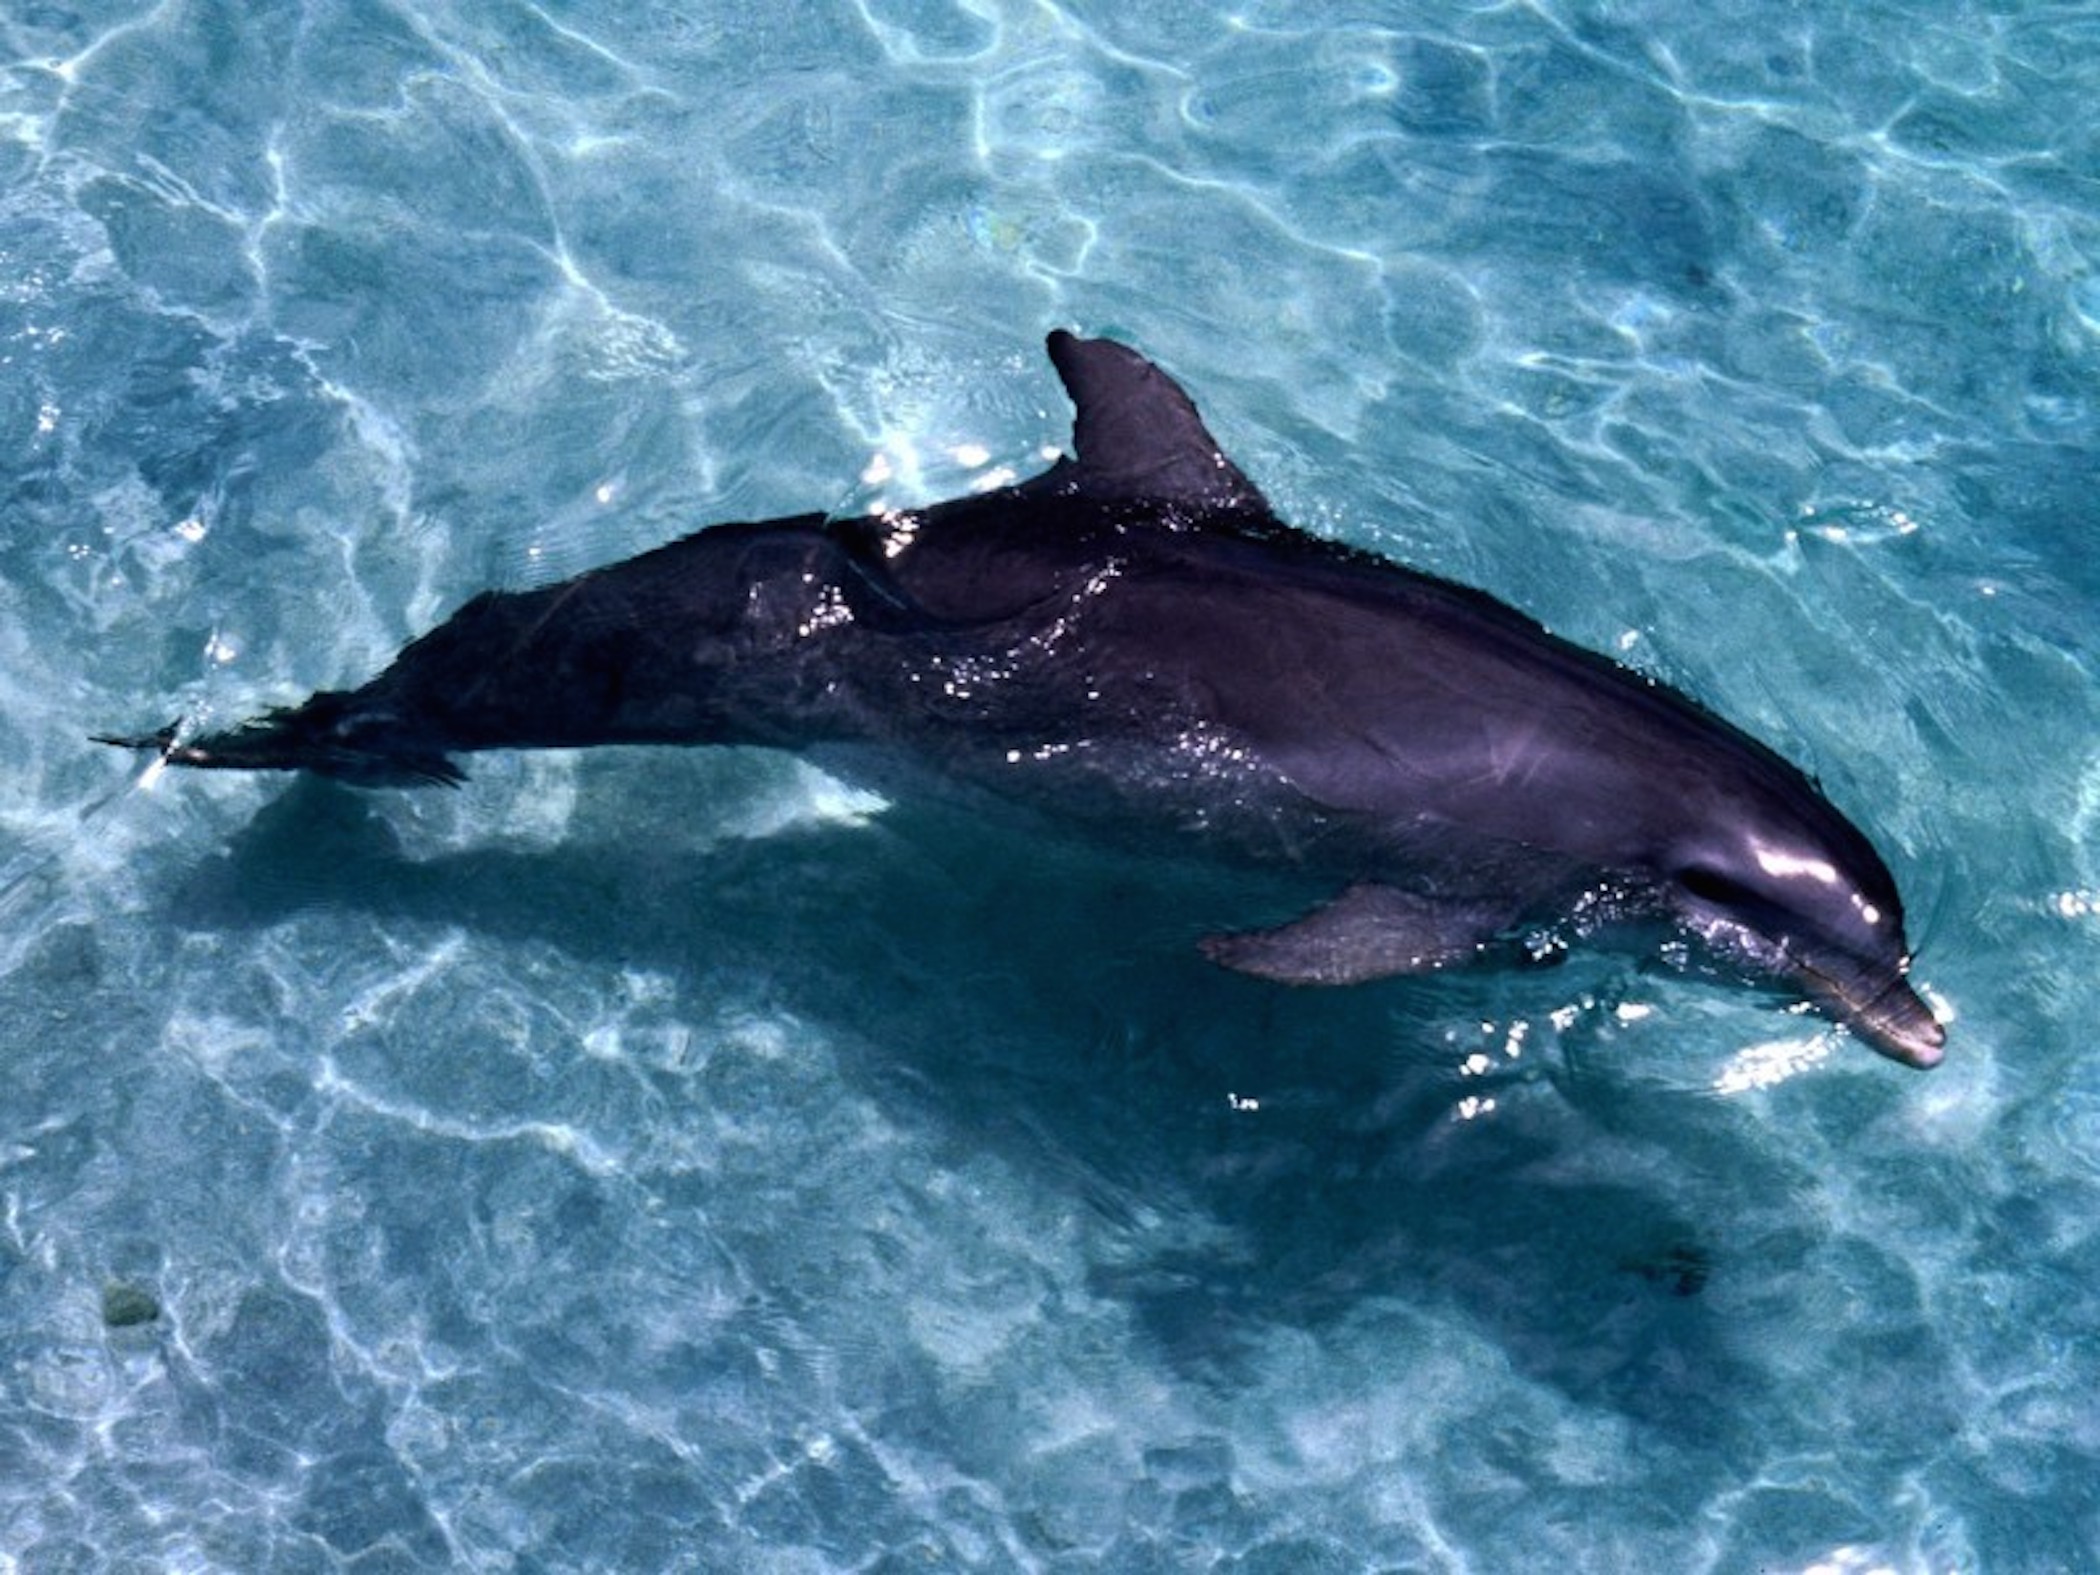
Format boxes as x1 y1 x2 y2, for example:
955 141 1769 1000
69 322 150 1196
94 690 466 788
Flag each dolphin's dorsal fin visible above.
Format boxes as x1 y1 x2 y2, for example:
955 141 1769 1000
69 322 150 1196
1044 331 1267 512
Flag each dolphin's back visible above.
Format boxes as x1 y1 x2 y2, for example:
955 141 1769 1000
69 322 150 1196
868 503 1779 874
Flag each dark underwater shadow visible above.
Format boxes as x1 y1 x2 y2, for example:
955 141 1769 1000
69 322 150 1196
157 766 1788 1440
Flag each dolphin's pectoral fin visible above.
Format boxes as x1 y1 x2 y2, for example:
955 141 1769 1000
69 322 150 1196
1200 882 1512 986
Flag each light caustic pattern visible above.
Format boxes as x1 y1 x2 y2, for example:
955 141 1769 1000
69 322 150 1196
0 1 2096 1570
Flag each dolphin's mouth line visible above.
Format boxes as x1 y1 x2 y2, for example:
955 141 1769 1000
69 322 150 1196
1788 950 1944 1067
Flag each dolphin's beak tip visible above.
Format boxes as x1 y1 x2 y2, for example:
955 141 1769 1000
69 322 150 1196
1876 1000 1947 1071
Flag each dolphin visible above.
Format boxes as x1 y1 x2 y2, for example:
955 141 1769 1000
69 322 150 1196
99 331 1945 1068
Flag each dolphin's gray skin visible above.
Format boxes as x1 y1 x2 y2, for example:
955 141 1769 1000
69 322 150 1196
101 332 1944 1068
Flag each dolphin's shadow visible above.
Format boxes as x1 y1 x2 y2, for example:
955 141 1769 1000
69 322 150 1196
168 768 1781 1437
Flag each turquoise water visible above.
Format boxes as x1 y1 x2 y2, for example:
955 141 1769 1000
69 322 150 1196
3 0 2096 1568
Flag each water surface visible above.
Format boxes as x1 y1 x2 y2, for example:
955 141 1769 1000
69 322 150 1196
2 1 2095 1569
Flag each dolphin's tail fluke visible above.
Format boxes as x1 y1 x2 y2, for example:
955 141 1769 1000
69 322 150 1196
94 692 466 788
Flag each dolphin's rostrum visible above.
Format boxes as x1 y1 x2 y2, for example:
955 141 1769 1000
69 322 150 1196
102 332 1945 1069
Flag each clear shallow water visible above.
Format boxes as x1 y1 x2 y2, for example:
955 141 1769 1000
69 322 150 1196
2 0 2096 1568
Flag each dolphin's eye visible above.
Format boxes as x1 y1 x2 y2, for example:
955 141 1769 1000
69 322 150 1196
1679 866 1757 908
